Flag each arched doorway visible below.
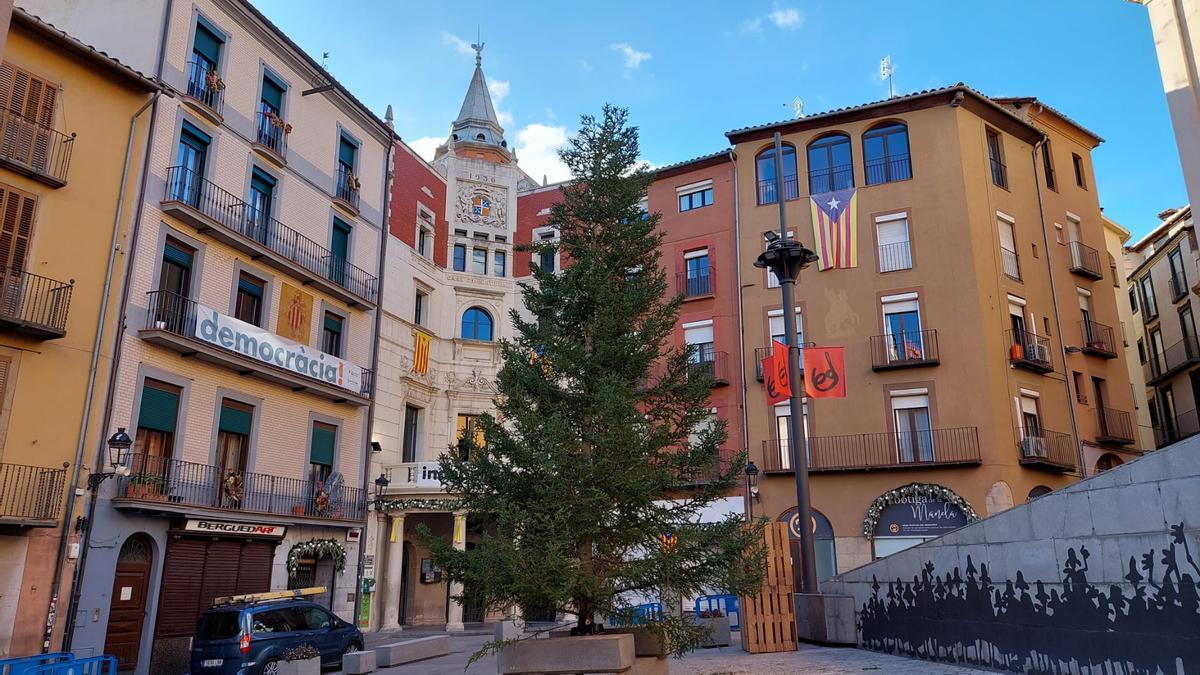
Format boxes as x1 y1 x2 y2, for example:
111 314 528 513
104 534 153 670
1096 453 1124 473
865 483 977 559
777 507 836 581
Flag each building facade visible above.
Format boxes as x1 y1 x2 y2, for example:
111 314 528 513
1104 214 1156 451
729 85 1142 577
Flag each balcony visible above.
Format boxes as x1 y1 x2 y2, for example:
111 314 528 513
755 174 798 205
677 267 714 298
162 166 378 306
1007 329 1053 374
1170 273 1189 303
1015 427 1076 472
0 462 65 526
113 453 365 522
754 343 811 380
334 165 361 215
864 153 912 185
253 111 289 165
0 269 73 339
870 329 940 370
183 58 224 122
0 108 74 187
761 426 982 473
688 344 729 386
1067 241 1104 280
990 157 1008 189
140 290 372 406
670 453 731 488
1145 335 1200 385
1154 408 1200 449
1095 407 1135 445
808 164 853 194
878 241 912 272
1000 246 1021 281
1078 320 1117 359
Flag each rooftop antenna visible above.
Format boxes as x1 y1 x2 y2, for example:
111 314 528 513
471 27 484 67
791 96 805 119
880 55 895 98
303 52 336 96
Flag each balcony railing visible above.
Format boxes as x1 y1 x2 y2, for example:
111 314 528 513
0 268 73 339
335 164 360 212
1095 407 1135 445
1007 329 1053 373
689 344 729 386
1067 241 1104 280
864 154 912 185
115 453 365 520
0 108 74 187
870 329 939 370
677 267 714 298
184 58 224 117
1000 246 1021 281
254 110 289 161
1170 273 1189 302
878 241 912 272
0 462 65 523
990 157 1008 189
1155 408 1200 448
754 343 811 380
808 164 854 194
756 174 799 205
762 426 981 473
163 166 378 304
1079 320 1117 358
671 453 731 487
1015 427 1076 472
1145 335 1200 385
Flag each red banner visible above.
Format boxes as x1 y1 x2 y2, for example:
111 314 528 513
763 340 791 406
803 346 846 398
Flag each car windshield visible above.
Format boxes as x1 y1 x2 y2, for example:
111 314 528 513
196 610 241 640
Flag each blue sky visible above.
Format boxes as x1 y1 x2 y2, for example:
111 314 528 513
255 0 1183 238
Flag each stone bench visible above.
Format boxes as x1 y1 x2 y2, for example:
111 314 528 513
498 634 636 674
342 649 376 674
374 635 451 667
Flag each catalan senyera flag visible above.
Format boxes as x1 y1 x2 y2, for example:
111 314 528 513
413 329 432 375
810 188 858 270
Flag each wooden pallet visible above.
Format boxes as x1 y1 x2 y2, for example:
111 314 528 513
740 522 797 653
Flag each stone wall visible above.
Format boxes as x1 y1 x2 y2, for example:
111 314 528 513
822 436 1200 674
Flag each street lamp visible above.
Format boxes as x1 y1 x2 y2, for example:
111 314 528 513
744 460 759 521
373 471 390 510
87 427 132 489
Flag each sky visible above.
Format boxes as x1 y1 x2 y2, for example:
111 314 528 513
254 0 1185 239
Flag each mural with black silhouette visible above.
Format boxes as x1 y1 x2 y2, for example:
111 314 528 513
858 522 1199 674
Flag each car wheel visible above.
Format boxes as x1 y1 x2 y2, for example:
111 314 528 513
261 658 279 675
340 640 363 666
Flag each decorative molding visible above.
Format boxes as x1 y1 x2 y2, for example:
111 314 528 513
456 181 507 228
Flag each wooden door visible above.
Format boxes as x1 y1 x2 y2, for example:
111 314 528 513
104 535 153 670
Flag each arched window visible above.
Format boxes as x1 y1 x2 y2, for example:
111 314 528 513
1095 453 1124 472
807 133 853 193
461 307 494 341
1027 485 1052 501
754 144 797 205
862 122 911 185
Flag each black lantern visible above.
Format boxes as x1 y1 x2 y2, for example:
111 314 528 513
106 427 133 470
373 471 390 509
744 460 760 521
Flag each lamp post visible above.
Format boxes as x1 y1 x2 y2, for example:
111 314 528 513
373 471 390 511
753 132 821 595
744 460 759 521
86 427 133 489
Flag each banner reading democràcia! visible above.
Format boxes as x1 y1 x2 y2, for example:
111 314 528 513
193 304 363 394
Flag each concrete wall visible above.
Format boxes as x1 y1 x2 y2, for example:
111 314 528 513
822 437 1200 673
1141 0 1200 209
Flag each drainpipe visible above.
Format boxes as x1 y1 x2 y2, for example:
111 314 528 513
61 0 174 652
729 148 752 515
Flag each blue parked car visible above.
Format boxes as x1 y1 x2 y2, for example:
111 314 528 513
189 594 363 674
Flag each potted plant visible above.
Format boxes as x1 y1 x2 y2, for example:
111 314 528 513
222 469 244 507
291 504 306 516
276 644 320 675
1010 342 1023 360
694 608 731 648
204 70 225 92
127 474 164 501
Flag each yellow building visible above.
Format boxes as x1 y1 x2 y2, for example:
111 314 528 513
0 7 160 656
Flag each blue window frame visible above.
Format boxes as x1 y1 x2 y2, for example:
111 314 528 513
678 188 713 212
461 307 494 341
755 144 798 204
453 244 467 272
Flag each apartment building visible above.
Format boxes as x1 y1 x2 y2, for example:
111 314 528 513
25 1 393 671
1104 214 1156 451
0 7 159 656
728 85 1141 577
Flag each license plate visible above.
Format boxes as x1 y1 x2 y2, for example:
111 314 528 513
202 659 222 667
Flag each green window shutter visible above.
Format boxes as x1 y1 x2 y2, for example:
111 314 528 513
163 242 193 269
323 314 342 334
309 425 335 466
137 385 179 433
338 136 356 168
250 167 276 195
193 23 223 65
261 75 284 111
238 276 263 298
219 403 252 435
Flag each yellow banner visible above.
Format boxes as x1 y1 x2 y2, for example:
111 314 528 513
277 282 313 343
413 330 431 375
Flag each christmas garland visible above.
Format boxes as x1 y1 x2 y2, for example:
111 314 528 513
223 470 244 504
377 498 462 512
286 538 347 579
862 482 978 539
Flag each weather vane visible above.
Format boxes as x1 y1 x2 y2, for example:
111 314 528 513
471 26 484 67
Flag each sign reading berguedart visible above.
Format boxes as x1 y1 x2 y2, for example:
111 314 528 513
194 304 363 394
184 519 286 538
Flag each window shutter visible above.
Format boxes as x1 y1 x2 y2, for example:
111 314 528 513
309 424 335 466
0 184 36 272
0 63 57 127
237 276 263 298
218 401 252 435
261 76 284 111
137 385 180 433
338 137 356 167
163 241 193 269
193 23 223 65
0 358 10 408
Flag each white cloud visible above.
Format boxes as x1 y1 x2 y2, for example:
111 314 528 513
611 42 651 70
516 123 571 183
768 5 803 30
408 136 444 162
739 17 763 35
487 79 514 127
543 107 557 120
443 32 474 57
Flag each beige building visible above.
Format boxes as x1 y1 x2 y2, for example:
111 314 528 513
1104 214 1156 450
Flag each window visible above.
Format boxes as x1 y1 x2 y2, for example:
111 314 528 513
134 380 181 460
891 392 933 462
1072 153 1086 188
494 250 507 277
875 213 911 272
234 272 265 326
765 231 794 288
1181 305 1197 349
402 405 420 463
1072 371 1087 403
173 122 210 204
1041 140 1056 190
329 218 351 284
771 402 809 470
807 133 853 193
1141 276 1159 320
256 73 286 153
678 186 713 212
998 215 1019 280
416 217 434 259
453 244 467 271
1078 288 1093 330
683 249 711 297
337 134 359 203
187 21 224 107
538 232 557 272
472 248 487 275
1137 338 1146 364
986 129 1007 188
768 308 804 347
309 421 336 483
456 413 484 460
1019 393 1041 443
217 399 253 481
755 144 798 204
248 167 276 236
1169 247 1187 300
881 295 924 363
863 122 911 185
159 238 194 297
461 307 493 341
322 312 344 356
0 183 36 275
683 320 715 368
414 290 426 326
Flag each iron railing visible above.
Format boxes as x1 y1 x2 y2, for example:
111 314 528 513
1000 246 1021 281
671 454 731 487
184 58 224 115
990 157 1008 189
0 462 65 521
1145 335 1200 384
755 174 799 205
0 268 73 337
255 110 288 159
870 329 939 370
1170 273 1189 302
164 166 378 302
808 164 854 194
689 344 729 385
864 153 912 185
762 426 981 473
1079 319 1117 358
877 241 912 272
677 267 714 298
1067 241 1103 280
0 108 74 185
1096 407 1135 445
1015 427 1075 471
1006 329 1053 373
144 290 373 395
1155 408 1200 448
117 453 365 520
335 164 360 211
754 343 812 380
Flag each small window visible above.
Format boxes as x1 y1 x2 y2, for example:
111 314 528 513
876 214 911 272
890 392 933 463
1041 140 1056 191
683 250 711 297
1141 276 1159 319
494 250 507 277
678 186 713 212
1129 287 1138 313
1043 316 1052 335
1137 338 1146 364
461 307 493 341
1072 371 1087 404
414 290 426 326
309 421 336 483
986 129 1007 188
1072 153 1086 188
472 248 487 275
135 379 181 460
456 413 484 460
417 225 433 259
256 74 287 153
453 244 467 272
538 232 557 273
401 405 420 463
159 238 195 297
234 272 266 326
322 312 344 356
216 399 253 477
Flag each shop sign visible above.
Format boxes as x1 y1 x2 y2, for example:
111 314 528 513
777 507 834 541
876 495 967 537
347 527 361 542
184 519 287 538
414 462 447 489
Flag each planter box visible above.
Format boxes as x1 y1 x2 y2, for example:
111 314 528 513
498 634 635 674
277 656 319 675
696 616 731 648
292 505 306 515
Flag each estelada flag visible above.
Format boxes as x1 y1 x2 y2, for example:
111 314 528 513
810 188 858 271
803 346 846 398
762 339 791 406
413 330 432 375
